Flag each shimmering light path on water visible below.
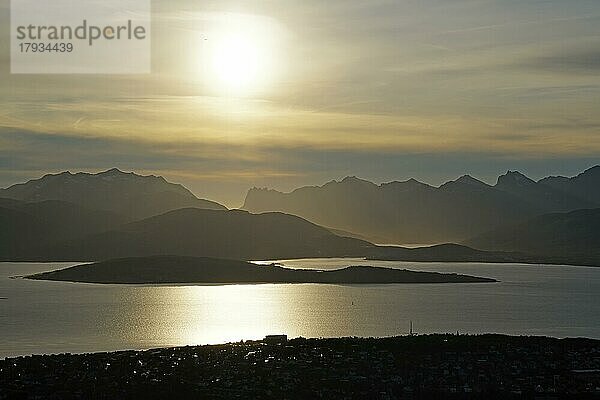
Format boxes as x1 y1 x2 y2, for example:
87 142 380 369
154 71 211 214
1 260 598 358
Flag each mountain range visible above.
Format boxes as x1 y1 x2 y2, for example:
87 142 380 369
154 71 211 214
0 168 226 221
466 208 600 265
0 169 371 261
243 166 600 244
0 197 125 259
2 167 599 266
30 208 372 261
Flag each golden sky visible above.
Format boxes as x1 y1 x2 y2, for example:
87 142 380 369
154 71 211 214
1 0 599 206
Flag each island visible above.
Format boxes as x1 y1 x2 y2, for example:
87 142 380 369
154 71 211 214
25 255 496 284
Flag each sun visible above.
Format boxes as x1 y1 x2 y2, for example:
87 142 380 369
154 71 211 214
212 36 261 91
203 32 275 97
194 13 287 97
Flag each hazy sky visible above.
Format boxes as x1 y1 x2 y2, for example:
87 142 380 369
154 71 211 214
1 0 599 206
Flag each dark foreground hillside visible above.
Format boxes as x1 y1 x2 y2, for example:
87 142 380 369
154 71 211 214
1 335 599 399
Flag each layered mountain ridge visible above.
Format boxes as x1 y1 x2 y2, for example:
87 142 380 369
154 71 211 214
243 166 600 244
0 168 226 220
2 166 599 266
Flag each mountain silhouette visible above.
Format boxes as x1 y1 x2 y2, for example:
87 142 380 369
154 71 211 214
367 243 520 263
0 168 226 221
0 198 125 259
20 208 374 261
3 167 598 266
494 170 595 212
539 166 600 205
465 208 600 264
3 198 549 264
243 166 600 244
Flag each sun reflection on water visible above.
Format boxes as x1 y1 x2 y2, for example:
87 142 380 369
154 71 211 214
177 285 289 344
110 282 391 348
113 284 295 347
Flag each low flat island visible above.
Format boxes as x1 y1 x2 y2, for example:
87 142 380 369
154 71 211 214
26 255 496 284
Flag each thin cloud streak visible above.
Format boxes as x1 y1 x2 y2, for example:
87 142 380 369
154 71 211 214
1 0 599 203
439 15 600 35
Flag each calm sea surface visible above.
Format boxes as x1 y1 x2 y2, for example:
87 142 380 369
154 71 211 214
1 259 599 359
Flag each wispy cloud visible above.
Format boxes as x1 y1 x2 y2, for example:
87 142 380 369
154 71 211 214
440 15 600 35
521 47 600 75
1 0 599 204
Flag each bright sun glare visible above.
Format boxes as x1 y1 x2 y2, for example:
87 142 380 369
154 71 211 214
200 17 282 97
212 36 262 91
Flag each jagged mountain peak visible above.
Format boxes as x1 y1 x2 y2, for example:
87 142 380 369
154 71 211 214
339 176 374 185
581 165 600 176
380 178 432 191
318 176 378 189
100 167 124 174
496 170 535 187
36 168 152 183
243 166 599 244
0 169 226 219
439 174 490 190
455 175 489 186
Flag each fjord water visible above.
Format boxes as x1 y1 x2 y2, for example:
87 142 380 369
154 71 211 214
1 260 599 359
